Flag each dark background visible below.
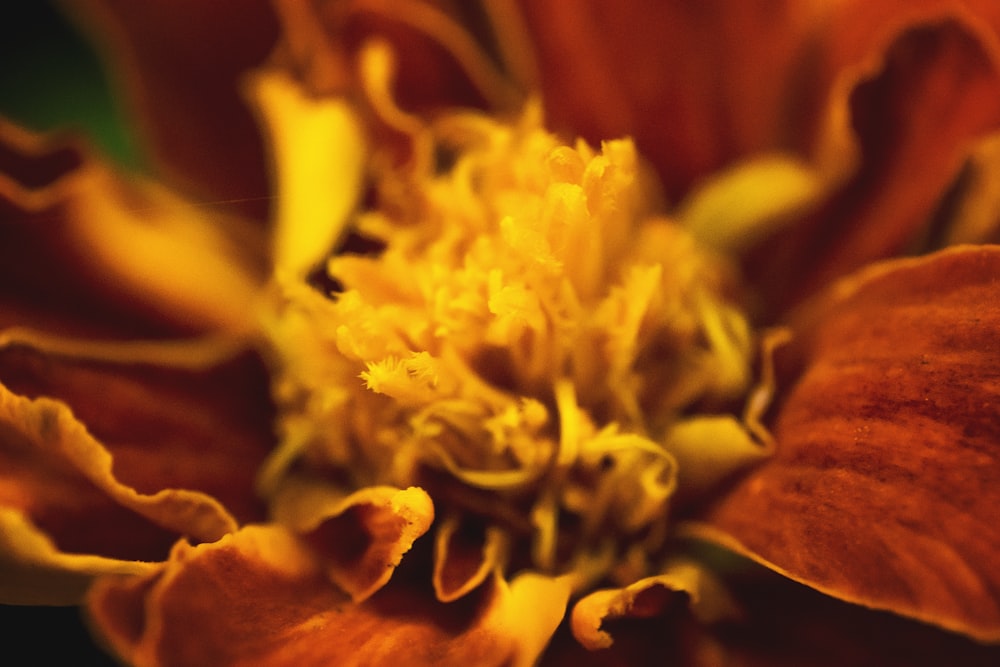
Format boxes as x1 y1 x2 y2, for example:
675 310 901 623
0 0 142 167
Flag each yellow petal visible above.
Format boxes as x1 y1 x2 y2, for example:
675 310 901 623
432 514 508 602
664 415 769 499
269 479 434 602
249 70 366 278
679 153 823 252
570 556 738 651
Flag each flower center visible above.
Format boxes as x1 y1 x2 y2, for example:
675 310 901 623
263 105 755 584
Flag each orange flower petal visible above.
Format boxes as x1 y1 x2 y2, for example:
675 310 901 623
0 375 235 603
570 558 738 651
432 514 508 602
270 480 434 602
88 525 570 667
931 129 1000 247
72 0 279 219
516 0 832 201
752 14 1000 314
0 346 272 568
689 245 1000 642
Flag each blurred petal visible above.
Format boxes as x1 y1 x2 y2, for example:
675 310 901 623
679 153 825 253
88 525 569 667
0 119 267 335
0 345 272 583
752 15 1000 314
269 0 507 165
316 0 497 111
690 245 1000 641
517 0 833 200
248 70 366 279
72 0 279 219
0 508 156 604
664 415 769 501
931 129 1000 246
0 376 232 603
270 480 434 602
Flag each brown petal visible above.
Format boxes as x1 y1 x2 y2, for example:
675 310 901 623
0 119 268 336
516 0 833 201
88 524 570 667
274 0 491 111
751 14 1000 315
70 0 279 219
0 345 273 568
0 508 158 604
690 245 1000 642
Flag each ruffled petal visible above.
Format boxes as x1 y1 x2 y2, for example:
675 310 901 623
570 558 738 651
0 379 231 603
690 245 1000 642
269 479 434 602
432 514 508 602
0 344 273 597
72 0 279 219
88 524 570 667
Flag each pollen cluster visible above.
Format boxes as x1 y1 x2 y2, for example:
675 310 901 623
263 105 754 584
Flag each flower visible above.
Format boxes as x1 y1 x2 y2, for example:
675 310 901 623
2 1 1000 665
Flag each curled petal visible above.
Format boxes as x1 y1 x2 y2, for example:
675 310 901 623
692 245 1000 642
0 344 273 520
0 378 237 602
88 525 570 667
570 558 738 651
0 343 273 602
0 378 238 537
270 480 434 602
432 514 508 602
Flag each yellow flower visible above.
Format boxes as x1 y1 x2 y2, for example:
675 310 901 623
2 1 1000 665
